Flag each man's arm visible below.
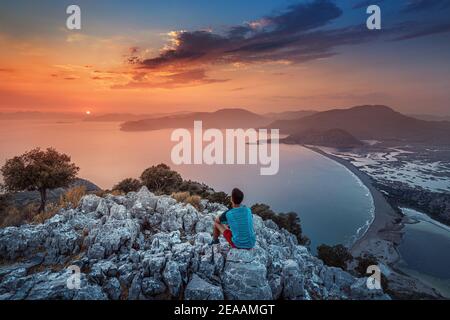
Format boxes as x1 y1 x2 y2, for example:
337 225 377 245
217 209 229 224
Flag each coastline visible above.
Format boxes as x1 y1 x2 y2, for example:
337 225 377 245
304 145 404 263
304 145 446 298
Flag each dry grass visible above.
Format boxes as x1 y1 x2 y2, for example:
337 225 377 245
185 195 202 210
32 186 87 224
1 186 88 227
32 202 59 224
60 186 86 209
0 206 24 228
110 189 124 196
93 189 107 197
171 191 190 203
171 192 202 210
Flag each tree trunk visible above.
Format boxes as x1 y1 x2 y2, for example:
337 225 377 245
38 188 47 213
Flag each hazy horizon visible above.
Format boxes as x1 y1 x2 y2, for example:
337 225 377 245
1 105 450 118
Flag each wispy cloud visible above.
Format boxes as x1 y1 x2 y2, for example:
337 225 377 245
392 22 450 41
403 0 450 12
133 0 344 70
352 0 385 10
111 68 227 89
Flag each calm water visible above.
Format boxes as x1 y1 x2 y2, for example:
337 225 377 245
398 208 450 298
0 120 374 251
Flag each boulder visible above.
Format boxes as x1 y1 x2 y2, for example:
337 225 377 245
87 219 140 257
110 204 128 220
185 274 224 300
135 186 158 211
163 260 182 298
87 243 105 260
141 277 167 297
80 194 102 213
282 260 305 299
222 249 272 300
103 277 122 300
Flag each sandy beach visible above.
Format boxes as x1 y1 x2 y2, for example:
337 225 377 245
306 145 445 298
306 146 403 262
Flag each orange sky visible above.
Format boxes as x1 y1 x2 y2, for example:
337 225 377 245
0 32 417 115
1 1 450 115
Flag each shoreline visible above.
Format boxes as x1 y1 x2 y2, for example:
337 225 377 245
304 145 446 299
304 145 404 263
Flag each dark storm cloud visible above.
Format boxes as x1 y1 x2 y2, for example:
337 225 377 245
137 0 345 69
120 0 450 88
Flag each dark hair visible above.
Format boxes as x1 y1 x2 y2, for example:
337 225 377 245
231 188 244 205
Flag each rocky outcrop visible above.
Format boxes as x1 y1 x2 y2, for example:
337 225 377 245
0 187 389 300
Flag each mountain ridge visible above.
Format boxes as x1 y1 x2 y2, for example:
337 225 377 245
120 108 271 131
267 105 450 144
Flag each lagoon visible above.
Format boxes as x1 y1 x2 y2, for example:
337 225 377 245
0 119 374 251
397 208 450 298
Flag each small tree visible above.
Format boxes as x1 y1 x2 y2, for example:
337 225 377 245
317 244 353 270
1 148 79 213
205 191 231 208
251 203 310 246
140 163 182 194
113 178 142 193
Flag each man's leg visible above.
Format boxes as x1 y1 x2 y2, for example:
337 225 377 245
213 222 221 240
211 221 228 244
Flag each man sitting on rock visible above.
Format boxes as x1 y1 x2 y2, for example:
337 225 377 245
210 188 256 249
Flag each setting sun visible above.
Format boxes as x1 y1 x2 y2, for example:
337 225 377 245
85 111 91 115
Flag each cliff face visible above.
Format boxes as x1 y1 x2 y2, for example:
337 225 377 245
0 187 389 300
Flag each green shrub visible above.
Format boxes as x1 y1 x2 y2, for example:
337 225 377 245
251 203 310 246
317 244 353 270
140 164 182 194
113 178 142 193
204 191 231 207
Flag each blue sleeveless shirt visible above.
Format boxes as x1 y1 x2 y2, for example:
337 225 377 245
219 206 256 249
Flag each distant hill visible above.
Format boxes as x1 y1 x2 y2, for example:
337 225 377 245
264 110 317 121
409 114 450 122
84 113 150 122
120 108 271 131
282 129 364 149
268 105 450 144
84 111 191 122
